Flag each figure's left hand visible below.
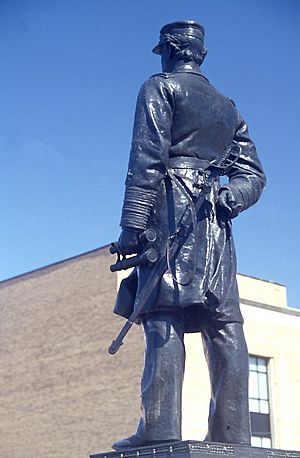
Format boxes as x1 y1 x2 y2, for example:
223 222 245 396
118 228 143 256
217 188 243 219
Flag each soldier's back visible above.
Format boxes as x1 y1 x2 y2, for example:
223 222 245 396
165 71 239 161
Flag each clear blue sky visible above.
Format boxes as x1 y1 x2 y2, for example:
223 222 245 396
1 0 300 307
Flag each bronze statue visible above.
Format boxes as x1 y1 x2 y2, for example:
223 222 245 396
110 20 266 450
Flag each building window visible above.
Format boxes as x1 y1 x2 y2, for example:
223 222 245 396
251 437 272 448
249 356 272 448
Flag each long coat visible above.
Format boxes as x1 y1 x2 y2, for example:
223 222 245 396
115 69 266 332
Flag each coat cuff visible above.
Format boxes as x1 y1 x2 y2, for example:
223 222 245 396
120 185 158 230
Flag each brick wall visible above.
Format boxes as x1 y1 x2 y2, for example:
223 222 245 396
0 248 144 458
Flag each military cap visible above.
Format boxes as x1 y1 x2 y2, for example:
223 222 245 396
152 20 205 55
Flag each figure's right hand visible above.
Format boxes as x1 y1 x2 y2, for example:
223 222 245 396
117 228 142 256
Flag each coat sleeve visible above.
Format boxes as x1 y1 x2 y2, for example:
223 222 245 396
120 76 174 230
221 112 266 215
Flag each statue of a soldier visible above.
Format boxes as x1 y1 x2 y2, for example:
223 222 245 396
111 20 266 450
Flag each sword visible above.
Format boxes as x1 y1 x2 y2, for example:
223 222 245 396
108 143 242 355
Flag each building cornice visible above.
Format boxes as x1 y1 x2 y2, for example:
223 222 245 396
241 299 300 318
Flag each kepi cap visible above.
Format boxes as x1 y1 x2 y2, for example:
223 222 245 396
152 20 205 55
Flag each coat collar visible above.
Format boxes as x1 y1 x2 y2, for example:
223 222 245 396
172 69 209 82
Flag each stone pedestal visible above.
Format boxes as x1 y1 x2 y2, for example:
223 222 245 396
90 440 300 458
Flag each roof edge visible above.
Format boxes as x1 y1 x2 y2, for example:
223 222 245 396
0 245 110 286
237 272 285 287
241 299 300 317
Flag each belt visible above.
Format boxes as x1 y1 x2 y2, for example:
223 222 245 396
168 156 210 171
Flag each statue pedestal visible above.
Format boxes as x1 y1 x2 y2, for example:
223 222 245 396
90 440 300 458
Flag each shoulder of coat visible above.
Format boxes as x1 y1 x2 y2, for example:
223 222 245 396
150 72 173 79
227 97 236 106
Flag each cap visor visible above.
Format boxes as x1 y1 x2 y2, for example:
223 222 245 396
152 44 161 54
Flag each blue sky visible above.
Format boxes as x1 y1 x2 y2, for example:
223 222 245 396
1 0 300 308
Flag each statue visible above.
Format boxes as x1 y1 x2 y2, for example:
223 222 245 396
110 20 266 450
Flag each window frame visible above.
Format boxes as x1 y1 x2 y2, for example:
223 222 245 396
249 355 272 448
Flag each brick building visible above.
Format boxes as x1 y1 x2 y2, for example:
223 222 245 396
0 247 299 458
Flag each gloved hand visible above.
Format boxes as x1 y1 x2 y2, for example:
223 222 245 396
118 228 143 255
217 188 243 219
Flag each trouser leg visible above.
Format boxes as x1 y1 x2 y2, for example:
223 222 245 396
140 311 185 441
112 311 185 450
202 322 251 445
